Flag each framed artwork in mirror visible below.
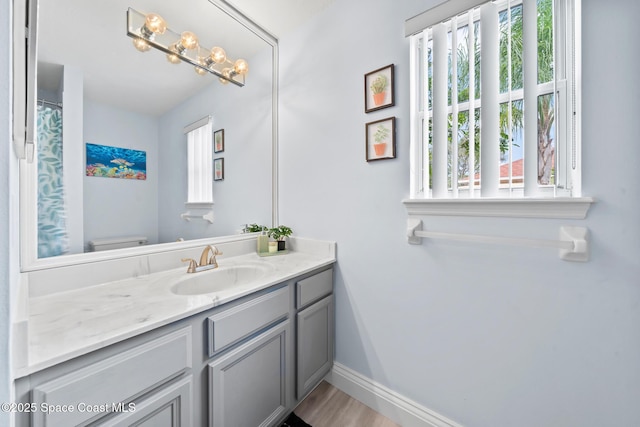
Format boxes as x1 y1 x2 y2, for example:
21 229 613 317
214 129 225 153
366 117 396 162
364 64 394 113
214 158 224 181
85 143 147 180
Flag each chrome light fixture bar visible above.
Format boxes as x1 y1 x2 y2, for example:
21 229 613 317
126 8 248 87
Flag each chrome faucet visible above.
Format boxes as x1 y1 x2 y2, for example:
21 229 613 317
182 245 224 273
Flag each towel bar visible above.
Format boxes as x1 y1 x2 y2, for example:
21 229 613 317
407 219 588 262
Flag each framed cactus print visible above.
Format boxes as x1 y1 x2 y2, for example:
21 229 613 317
214 129 225 153
365 64 395 113
366 117 396 162
214 158 224 181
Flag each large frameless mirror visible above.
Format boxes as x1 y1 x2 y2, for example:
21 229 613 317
19 0 278 269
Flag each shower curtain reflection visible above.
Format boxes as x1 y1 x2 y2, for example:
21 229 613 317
37 105 69 258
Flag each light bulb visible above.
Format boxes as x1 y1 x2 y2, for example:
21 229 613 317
219 68 232 84
233 58 249 75
166 53 181 64
140 13 167 39
210 47 227 64
166 44 181 64
132 37 150 52
179 31 199 50
194 56 208 75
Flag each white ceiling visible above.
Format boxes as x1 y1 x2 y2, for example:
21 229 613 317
230 0 337 37
37 0 335 116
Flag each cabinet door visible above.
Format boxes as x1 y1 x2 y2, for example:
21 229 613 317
98 376 192 427
296 295 334 400
208 321 290 427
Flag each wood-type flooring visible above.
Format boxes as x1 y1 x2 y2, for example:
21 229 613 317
294 381 400 427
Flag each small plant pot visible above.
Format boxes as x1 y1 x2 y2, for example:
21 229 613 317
373 142 387 156
373 92 386 106
277 240 286 251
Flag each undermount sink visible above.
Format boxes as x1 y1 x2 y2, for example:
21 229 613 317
170 262 274 295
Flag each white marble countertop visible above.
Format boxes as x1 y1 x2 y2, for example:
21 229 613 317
23 241 335 376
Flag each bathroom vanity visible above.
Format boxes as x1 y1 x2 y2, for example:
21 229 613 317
13 238 336 427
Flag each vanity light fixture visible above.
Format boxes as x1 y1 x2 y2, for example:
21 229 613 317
127 7 248 86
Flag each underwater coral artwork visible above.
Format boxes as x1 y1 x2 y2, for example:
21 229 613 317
85 143 147 180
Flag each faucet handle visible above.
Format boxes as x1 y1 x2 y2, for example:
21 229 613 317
181 258 197 273
206 246 222 268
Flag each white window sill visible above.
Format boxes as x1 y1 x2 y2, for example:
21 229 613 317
184 202 214 210
402 197 594 219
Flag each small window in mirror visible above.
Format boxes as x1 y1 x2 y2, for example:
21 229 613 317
184 116 213 206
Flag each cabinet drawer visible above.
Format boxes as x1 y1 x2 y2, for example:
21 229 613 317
32 327 192 427
207 286 289 357
296 269 333 309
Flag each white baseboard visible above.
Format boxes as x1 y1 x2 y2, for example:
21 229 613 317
326 362 463 427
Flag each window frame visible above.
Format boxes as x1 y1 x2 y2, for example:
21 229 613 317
406 0 592 219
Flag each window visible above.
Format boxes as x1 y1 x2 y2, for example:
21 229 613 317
184 116 213 206
406 0 590 217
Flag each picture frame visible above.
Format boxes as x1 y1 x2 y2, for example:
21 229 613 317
214 158 224 181
364 64 395 113
214 129 225 153
85 143 147 180
366 117 396 162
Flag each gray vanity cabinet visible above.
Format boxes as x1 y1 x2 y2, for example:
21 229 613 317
208 321 291 427
15 265 334 427
295 268 334 400
206 285 293 427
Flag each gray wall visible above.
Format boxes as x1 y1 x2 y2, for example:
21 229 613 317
83 100 160 247
278 0 640 425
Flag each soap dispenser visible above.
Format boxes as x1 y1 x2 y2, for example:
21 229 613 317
257 229 269 254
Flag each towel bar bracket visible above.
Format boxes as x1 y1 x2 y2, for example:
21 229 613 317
181 211 214 224
559 226 589 262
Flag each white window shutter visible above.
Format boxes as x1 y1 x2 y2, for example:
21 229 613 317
184 117 213 205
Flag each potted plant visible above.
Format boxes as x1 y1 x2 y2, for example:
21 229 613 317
268 225 293 251
370 74 388 106
244 223 267 233
373 124 389 156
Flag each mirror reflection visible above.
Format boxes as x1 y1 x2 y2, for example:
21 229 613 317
35 0 274 259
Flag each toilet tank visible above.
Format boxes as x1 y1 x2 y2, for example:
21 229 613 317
88 236 148 252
